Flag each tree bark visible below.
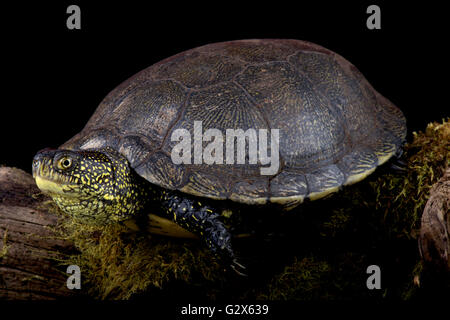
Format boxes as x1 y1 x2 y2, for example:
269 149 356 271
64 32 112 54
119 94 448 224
0 167 76 299
419 166 450 272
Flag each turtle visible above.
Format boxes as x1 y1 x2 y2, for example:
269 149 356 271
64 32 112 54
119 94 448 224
32 39 406 273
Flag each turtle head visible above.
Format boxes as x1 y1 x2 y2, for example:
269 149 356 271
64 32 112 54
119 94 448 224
32 147 147 224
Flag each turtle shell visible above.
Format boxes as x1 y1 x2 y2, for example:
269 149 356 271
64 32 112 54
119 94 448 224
62 39 406 209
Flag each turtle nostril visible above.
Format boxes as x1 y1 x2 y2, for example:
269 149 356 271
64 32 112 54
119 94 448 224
32 159 42 177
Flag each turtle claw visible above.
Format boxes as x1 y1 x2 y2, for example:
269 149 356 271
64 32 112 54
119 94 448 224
390 159 407 172
231 258 248 277
391 164 407 172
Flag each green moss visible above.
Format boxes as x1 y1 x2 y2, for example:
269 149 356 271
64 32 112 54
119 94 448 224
257 257 331 300
55 218 224 299
321 209 352 238
371 118 450 240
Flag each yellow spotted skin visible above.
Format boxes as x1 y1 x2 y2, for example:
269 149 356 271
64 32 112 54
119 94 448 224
32 147 149 225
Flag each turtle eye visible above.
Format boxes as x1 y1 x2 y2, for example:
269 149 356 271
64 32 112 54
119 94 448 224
58 157 73 170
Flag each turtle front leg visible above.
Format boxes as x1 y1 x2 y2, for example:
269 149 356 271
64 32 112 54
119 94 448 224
157 190 246 276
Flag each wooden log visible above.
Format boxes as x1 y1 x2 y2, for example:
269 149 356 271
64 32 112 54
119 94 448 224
0 167 76 299
419 166 450 272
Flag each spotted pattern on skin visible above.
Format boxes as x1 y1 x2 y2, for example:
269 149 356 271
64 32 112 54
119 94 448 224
33 147 149 225
156 190 232 255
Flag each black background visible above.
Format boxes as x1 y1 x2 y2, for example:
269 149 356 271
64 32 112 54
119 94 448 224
1 1 448 307
1 1 447 171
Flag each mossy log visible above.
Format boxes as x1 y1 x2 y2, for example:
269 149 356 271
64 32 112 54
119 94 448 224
419 167 450 272
0 166 223 300
0 120 448 300
0 167 75 299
